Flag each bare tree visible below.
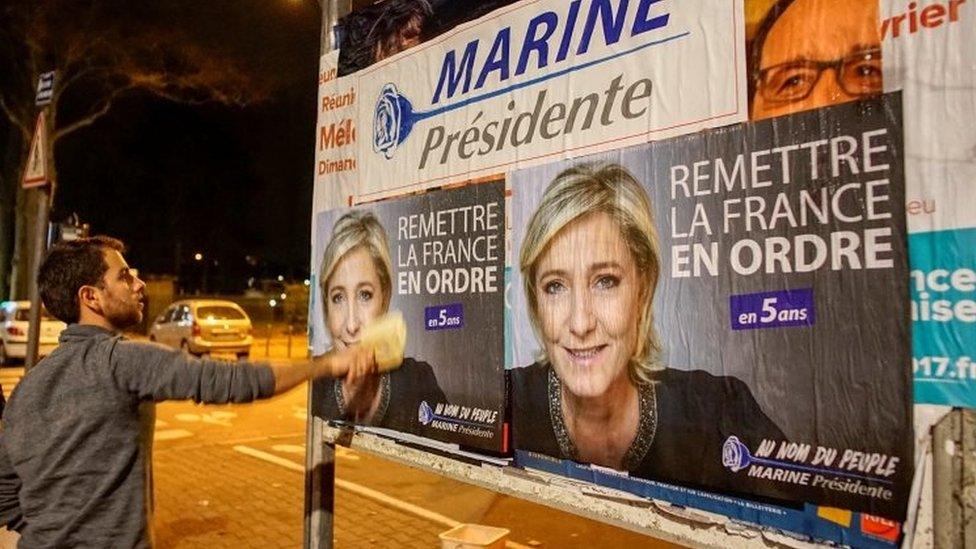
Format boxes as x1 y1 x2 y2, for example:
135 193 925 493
0 0 268 298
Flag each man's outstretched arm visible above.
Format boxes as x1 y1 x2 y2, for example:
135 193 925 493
110 339 375 403
266 345 375 395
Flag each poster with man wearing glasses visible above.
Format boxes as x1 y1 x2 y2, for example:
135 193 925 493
746 0 882 121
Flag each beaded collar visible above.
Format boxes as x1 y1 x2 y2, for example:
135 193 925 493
334 372 391 425
546 365 657 471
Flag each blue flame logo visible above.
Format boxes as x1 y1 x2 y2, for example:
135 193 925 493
418 401 434 425
722 436 751 472
373 84 412 159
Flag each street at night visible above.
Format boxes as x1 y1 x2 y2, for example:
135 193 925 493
2 0 968 546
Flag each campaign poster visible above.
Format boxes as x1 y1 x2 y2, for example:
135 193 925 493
507 94 913 520
744 0 884 122
310 180 507 452
316 0 747 209
880 0 976 407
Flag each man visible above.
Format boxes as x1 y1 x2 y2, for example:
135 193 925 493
749 0 883 120
0 236 374 548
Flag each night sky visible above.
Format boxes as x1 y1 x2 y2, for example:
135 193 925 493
45 1 323 290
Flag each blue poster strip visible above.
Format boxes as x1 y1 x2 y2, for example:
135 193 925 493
910 227 976 406
516 451 898 548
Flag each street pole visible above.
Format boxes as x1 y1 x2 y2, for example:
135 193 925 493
932 408 976 548
24 105 54 371
305 2 349 548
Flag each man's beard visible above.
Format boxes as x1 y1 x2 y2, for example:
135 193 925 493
105 300 142 330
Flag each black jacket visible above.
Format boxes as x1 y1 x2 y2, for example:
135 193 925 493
512 361 786 496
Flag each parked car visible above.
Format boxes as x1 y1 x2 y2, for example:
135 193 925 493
0 301 66 365
149 299 253 359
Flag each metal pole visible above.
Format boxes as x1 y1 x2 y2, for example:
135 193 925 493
963 409 976 548
932 408 976 548
305 2 349 548
23 187 50 370
24 105 54 371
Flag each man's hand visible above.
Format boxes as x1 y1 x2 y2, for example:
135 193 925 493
325 344 377 379
268 346 377 396
341 367 382 422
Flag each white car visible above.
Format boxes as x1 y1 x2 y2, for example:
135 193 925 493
149 299 253 359
0 301 66 365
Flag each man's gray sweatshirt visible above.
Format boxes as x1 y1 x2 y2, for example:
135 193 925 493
1 324 276 548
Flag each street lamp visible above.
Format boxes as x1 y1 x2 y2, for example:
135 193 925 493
194 252 203 261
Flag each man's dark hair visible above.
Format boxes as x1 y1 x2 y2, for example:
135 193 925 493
748 0 796 106
38 236 126 324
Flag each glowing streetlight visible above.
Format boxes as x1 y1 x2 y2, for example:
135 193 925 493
269 299 278 308
194 252 203 261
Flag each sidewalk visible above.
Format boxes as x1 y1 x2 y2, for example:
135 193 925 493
153 438 445 548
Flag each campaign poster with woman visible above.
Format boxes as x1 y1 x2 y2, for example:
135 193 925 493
310 180 507 452
507 94 913 520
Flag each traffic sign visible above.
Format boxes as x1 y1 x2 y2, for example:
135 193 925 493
22 111 48 188
35 71 55 106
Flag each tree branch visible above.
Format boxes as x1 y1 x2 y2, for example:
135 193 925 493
53 63 100 103
54 82 133 141
0 96 30 141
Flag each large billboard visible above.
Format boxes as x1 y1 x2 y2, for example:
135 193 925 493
307 0 976 543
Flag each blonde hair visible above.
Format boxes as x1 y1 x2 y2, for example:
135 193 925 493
519 162 662 384
320 211 393 314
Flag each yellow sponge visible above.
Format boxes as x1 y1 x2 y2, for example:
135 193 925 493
359 311 407 372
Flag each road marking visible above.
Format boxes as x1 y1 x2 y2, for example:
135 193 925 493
155 429 194 441
271 444 305 454
232 445 531 549
200 412 236 426
173 411 236 426
233 445 304 472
